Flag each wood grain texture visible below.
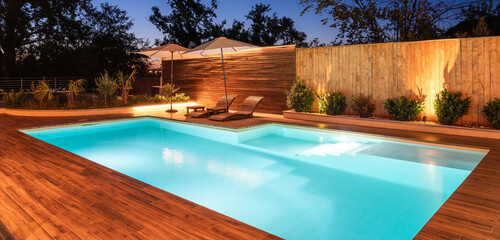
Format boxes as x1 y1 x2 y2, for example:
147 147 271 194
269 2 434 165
0 114 282 240
296 36 500 126
0 113 500 239
160 45 296 114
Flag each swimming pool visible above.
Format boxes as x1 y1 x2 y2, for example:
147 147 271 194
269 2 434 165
24 117 487 239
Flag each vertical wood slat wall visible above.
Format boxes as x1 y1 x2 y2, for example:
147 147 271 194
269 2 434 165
162 45 296 114
296 36 500 126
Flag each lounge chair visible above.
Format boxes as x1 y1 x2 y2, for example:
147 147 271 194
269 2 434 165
185 95 237 118
209 96 264 121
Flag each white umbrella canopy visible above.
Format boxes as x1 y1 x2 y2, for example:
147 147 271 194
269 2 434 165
137 43 190 113
183 37 259 111
137 44 188 59
183 37 258 56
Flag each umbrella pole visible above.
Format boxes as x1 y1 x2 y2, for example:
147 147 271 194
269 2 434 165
160 60 163 87
221 48 229 112
166 51 178 113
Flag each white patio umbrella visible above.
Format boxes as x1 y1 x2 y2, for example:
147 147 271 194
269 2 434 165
183 37 259 111
137 44 189 113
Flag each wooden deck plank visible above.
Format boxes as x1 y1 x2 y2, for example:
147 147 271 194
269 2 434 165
0 112 499 239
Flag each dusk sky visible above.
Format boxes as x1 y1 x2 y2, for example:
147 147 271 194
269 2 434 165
93 0 335 44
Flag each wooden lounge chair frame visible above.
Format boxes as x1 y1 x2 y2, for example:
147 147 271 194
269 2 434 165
208 96 264 121
185 95 237 118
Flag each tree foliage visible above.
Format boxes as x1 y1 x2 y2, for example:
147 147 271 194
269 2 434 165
149 0 220 48
150 2 307 46
299 0 483 44
244 4 307 46
0 1 149 79
446 0 500 37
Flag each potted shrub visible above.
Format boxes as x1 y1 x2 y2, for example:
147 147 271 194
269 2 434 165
434 89 471 125
285 78 314 112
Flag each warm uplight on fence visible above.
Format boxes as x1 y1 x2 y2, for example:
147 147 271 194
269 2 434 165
132 102 196 111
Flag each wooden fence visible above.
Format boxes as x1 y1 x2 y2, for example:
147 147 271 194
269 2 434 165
162 45 296 114
296 36 500 126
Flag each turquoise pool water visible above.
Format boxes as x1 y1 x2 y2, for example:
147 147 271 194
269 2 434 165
24 117 487 240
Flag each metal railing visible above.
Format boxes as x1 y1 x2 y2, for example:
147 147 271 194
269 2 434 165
0 77 85 91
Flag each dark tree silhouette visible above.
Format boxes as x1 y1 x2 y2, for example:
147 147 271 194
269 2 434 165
446 0 500 37
0 1 148 79
149 2 306 47
245 4 307 46
149 0 221 48
299 0 483 44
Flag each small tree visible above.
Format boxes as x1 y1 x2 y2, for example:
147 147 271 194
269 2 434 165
67 79 85 108
117 69 137 104
95 71 117 105
285 78 314 112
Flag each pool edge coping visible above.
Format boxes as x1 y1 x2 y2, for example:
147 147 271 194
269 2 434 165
20 115 490 154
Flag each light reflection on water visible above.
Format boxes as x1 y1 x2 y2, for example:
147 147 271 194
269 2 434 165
163 148 185 165
206 158 261 189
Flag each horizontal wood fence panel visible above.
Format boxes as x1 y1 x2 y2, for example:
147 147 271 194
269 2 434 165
296 36 500 127
161 45 296 114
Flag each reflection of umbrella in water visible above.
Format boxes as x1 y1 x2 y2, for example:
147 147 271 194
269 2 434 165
183 37 259 111
137 44 188 113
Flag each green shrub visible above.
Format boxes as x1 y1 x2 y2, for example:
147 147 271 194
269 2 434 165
73 94 98 109
171 93 190 102
384 96 424 121
3 90 28 108
285 78 314 112
434 89 471 125
317 92 346 115
129 94 155 104
54 93 68 108
159 83 179 98
351 94 376 118
483 98 500 129
152 94 167 103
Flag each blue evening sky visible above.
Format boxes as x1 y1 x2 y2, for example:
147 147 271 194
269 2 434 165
92 0 335 44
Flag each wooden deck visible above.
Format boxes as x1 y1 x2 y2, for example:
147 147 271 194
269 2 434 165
1 111 500 239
